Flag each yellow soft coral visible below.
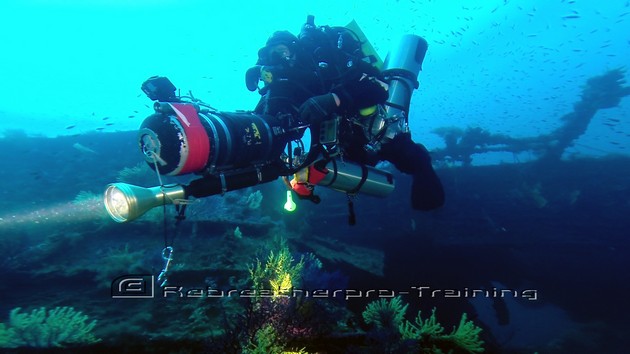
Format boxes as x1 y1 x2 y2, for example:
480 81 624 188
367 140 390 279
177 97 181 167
248 244 304 300
363 298 485 353
362 296 409 330
270 272 293 297
443 313 484 353
399 307 444 339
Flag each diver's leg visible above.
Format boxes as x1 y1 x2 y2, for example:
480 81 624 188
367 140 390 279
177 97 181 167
379 133 445 210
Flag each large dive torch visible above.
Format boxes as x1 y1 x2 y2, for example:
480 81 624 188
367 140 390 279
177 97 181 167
104 183 185 223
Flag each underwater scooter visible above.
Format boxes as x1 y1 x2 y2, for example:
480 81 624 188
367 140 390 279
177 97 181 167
103 31 428 223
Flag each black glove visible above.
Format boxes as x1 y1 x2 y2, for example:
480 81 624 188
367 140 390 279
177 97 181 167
298 93 339 125
245 66 262 91
331 75 389 112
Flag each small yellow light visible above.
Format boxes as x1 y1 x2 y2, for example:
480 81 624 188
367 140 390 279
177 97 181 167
283 190 296 212
359 105 377 116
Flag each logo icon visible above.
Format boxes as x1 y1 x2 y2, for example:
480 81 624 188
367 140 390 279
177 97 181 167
111 274 155 298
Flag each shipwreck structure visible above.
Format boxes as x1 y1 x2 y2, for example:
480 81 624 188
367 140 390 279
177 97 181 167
431 68 630 166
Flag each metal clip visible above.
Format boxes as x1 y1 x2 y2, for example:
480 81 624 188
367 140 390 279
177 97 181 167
157 246 174 287
219 173 227 195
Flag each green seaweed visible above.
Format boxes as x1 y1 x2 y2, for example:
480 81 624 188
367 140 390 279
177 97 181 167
0 306 100 348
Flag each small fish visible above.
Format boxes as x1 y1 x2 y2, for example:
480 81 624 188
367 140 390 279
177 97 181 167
128 115 135 118
562 14 580 19
65 125 76 130
102 117 110 120
72 143 97 154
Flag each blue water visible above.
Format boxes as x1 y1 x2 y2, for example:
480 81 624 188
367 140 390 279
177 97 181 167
1 0 628 161
0 1 629 353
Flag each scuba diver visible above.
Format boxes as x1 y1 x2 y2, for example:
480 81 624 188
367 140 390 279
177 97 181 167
103 16 445 227
102 17 445 286
245 17 445 210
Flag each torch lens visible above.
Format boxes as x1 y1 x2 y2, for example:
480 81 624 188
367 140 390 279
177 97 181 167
104 185 130 222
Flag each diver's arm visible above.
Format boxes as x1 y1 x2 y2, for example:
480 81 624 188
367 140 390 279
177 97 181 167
330 71 388 114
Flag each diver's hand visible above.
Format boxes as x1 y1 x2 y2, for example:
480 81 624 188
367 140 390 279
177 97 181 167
298 93 339 125
245 65 262 91
331 74 389 112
